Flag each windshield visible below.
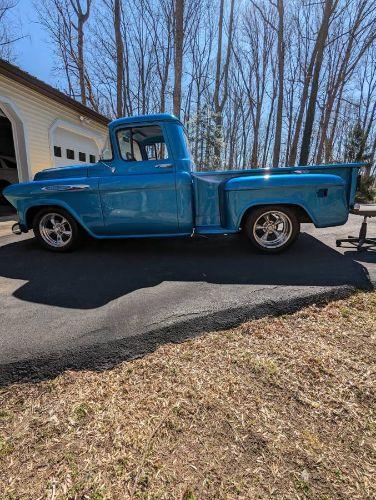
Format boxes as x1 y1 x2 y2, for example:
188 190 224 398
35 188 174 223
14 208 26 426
100 133 113 161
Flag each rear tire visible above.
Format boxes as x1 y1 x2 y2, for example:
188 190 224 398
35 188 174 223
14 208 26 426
244 205 300 254
33 207 82 252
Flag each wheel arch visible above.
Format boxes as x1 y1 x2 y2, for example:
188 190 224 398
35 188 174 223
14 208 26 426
25 203 93 236
239 203 315 229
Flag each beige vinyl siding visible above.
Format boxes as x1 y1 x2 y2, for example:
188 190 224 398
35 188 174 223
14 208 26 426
0 74 107 176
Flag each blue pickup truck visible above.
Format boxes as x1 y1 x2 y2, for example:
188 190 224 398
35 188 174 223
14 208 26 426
4 113 362 253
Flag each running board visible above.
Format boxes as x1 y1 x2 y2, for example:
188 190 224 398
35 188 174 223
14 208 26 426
195 226 238 235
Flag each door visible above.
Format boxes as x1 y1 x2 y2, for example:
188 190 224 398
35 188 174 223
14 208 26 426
99 124 178 235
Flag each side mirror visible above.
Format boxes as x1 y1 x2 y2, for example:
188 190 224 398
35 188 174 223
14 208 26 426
99 159 116 174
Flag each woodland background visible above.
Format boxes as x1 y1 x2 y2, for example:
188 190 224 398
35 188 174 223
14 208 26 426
1 0 376 182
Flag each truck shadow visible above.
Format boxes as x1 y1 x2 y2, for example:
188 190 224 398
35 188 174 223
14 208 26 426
0 232 373 309
0 232 373 307
0 232 373 386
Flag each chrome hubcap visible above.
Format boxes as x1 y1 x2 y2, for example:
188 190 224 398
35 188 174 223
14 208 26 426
253 211 292 249
39 213 72 247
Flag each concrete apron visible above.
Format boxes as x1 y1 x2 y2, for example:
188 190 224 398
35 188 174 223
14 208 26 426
0 217 17 238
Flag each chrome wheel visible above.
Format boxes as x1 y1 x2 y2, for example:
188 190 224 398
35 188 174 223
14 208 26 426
253 210 293 249
39 212 73 248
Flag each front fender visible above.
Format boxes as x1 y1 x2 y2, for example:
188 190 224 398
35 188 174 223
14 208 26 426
5 178 104 236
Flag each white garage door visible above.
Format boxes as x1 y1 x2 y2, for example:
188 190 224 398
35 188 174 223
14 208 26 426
52 127 100 167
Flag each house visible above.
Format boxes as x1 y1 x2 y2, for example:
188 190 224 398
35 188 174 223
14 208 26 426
0 59 109 205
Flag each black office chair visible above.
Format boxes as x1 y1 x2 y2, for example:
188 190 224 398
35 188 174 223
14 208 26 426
336 205 376 251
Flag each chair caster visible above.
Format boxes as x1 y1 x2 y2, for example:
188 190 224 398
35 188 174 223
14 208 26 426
336 212 376 251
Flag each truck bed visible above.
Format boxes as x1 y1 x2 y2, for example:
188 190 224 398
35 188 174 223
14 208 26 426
192 163 362 231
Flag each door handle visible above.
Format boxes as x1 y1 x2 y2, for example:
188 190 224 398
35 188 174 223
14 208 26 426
155 163 173 169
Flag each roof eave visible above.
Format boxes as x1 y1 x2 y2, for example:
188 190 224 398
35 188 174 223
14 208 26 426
0 58 110 126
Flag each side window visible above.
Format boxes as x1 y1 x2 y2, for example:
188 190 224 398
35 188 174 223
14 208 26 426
116 125 168 162
117 129 141 161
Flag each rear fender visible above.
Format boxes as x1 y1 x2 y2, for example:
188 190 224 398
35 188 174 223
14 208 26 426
222 173 348 229
237 200 315 229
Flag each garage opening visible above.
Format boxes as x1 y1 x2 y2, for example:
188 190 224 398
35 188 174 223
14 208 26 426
0 107 18 215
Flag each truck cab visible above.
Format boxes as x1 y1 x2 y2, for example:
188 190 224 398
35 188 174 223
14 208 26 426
89 114 195 236
4 113 362 253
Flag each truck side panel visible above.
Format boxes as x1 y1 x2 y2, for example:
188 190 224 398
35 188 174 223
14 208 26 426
175 170 195 233
5 177 103 235
192 173 232 227
223 174 348 229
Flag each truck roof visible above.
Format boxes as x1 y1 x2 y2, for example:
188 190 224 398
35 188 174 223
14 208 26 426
109 113 183 128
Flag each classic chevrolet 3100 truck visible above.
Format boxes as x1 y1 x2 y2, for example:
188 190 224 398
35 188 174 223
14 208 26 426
4 113 362 253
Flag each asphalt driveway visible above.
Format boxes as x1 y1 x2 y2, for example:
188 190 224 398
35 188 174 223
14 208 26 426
0 215 375 384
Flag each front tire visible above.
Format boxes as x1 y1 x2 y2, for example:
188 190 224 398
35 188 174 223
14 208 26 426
244 206 300 254
33 208 82 252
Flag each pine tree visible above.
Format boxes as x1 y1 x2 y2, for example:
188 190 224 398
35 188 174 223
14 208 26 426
344 121 371 163
345 122 375 203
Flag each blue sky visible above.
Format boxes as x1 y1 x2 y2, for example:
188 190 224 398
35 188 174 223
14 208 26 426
13 0 56 84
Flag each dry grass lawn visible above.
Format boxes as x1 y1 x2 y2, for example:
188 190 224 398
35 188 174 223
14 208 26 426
0 292 375 499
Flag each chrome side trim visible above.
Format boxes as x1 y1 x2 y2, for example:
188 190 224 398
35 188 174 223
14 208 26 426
41 185 90 192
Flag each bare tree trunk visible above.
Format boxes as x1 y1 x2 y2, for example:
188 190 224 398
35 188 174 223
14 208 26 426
262 67 277 166
272 0 284 166
123 30 133 115
114 0 124 117
213 0 235 167
228 96 240 167
77 18 86 104
70 0 91 105
160 32 172 113
299 0 336 165
173 0 184 118
287 49 316 165
213 0 225 166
